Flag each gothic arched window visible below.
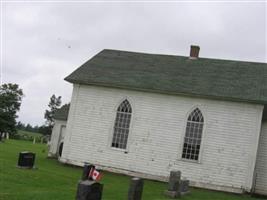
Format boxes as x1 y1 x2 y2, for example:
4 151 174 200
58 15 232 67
182 108 204 161
111 99 132 149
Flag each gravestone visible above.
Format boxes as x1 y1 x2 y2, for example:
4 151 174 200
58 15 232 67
165 170 181 198
17 152 35 169
168 171 181 191
76 180 103 200
128 177 144 200
179 180 190 195
76 164 103 200
164 170 190 198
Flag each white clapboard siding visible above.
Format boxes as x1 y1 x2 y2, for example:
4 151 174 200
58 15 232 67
48 120 67 157
255 122 267 195
61 84 263 193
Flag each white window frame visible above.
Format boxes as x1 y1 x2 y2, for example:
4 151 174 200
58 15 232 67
179 105 206 163
110 98 134 152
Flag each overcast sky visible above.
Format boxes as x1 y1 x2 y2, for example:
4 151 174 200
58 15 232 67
1 1 267 126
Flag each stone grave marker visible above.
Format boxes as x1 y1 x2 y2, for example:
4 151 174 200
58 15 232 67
128 177 144 200
164 170 190 198
76 180 103 200
76 164 103 200
17 151 36 169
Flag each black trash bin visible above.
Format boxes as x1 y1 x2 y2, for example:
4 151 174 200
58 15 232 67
17 151 35 168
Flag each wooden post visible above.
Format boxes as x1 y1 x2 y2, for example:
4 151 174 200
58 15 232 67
128 177 144 200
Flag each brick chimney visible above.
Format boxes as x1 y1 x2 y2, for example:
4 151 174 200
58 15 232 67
189 45 200 59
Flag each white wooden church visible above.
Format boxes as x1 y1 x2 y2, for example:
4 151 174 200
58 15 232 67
49 46 267 195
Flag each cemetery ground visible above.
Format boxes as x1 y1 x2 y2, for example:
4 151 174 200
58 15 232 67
0 140 266 200
16 130 44 141
17 130 43 137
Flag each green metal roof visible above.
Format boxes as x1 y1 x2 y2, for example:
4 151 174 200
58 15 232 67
54 104 70 121
65 49 267 104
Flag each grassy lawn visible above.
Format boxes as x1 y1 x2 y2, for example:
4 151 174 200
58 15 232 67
0 140 266 200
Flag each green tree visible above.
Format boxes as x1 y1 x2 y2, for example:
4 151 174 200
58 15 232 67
38 125 51 135
16 121 25 130
25 123 33 132
44 94 61 135
0 83 23 139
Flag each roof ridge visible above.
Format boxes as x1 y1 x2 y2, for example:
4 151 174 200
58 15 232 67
101 49 267 65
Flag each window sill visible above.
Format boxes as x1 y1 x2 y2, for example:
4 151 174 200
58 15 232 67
178 158 201 164
110 147 128 154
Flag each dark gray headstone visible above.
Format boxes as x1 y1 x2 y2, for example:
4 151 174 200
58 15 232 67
164 170 191 198
17 152 35 169
179 180 190 195
168 170 181 191
128 177 144 200
76 180 103 200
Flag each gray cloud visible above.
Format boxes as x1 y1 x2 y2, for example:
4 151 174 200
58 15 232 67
2 2 266 125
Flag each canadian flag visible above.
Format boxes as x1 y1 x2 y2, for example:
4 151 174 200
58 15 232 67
89 169 102 181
